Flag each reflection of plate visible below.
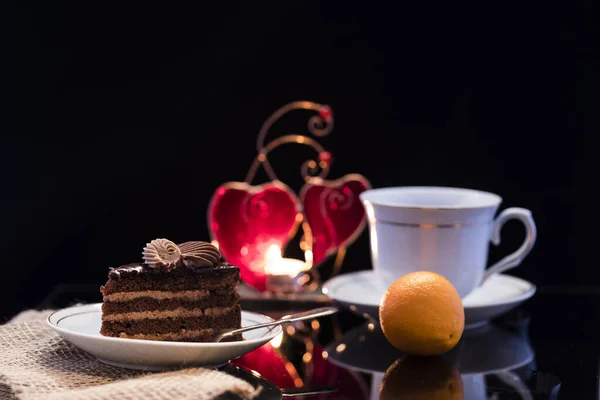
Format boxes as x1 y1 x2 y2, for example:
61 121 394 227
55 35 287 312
47 304 282 370
323 270 536 328
324 323 401 375
219 364 282 400
324 321 534 376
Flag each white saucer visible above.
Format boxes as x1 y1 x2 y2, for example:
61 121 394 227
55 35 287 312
322 271 536 328
47 303 282 371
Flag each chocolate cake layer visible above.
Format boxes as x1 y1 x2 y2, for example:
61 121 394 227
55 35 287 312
101 292 239 314
101 264 240 294
103 289 210 302
102 287 236 302
100 305 241 335
101 305 236 322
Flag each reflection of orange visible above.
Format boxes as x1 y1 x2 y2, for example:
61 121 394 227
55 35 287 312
380 356 464 400
379 271 464 356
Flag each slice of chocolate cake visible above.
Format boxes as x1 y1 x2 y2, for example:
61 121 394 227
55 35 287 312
100 239 242 342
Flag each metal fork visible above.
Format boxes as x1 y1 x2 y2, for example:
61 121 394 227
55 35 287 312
214 306 338 342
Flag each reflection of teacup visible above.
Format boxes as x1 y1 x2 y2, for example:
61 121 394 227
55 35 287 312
360 187 537 298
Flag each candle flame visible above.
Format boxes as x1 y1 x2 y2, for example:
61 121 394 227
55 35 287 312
265 244 282 262
264 243 310 277
264 244 283 275
266 244 281 260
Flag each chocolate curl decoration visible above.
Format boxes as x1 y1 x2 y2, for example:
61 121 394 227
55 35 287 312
178 241 221 268
142 238 182 269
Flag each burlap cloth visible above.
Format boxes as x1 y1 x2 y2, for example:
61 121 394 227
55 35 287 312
0 310 261 400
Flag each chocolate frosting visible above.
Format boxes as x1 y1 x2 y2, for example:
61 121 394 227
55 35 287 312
178 241 222 268
142 238 182 269
140 238 222 270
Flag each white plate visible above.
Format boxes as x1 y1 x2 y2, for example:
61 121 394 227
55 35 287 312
322 271 536 328
47 303 282 371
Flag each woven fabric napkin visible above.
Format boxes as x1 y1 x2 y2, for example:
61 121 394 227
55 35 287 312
0 309 261 400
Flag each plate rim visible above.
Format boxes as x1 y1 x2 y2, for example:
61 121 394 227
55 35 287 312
47 303 282 347
322 270 536 310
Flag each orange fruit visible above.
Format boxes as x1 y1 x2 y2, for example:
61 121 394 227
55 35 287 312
380 356 464 400
379 271 464 356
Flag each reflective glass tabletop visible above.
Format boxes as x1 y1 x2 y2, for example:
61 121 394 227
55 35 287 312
39 284 600 399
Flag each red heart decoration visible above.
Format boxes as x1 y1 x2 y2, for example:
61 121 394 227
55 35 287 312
208 181 301 291
300 174 371 265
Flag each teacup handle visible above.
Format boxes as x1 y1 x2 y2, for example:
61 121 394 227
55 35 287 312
482 207 537 282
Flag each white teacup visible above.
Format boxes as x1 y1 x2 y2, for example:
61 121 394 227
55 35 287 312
359 186 537 298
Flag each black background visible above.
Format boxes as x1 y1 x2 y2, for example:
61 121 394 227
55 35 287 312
2 2 598 320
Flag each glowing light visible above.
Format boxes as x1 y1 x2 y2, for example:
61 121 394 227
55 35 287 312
322 350 329 359
336 343 346 353
302 352 313 363
249 369 262 378
211 240 219 249
270 331 283 348
263 244 309 277
304 249 313 264
265 244 281 263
